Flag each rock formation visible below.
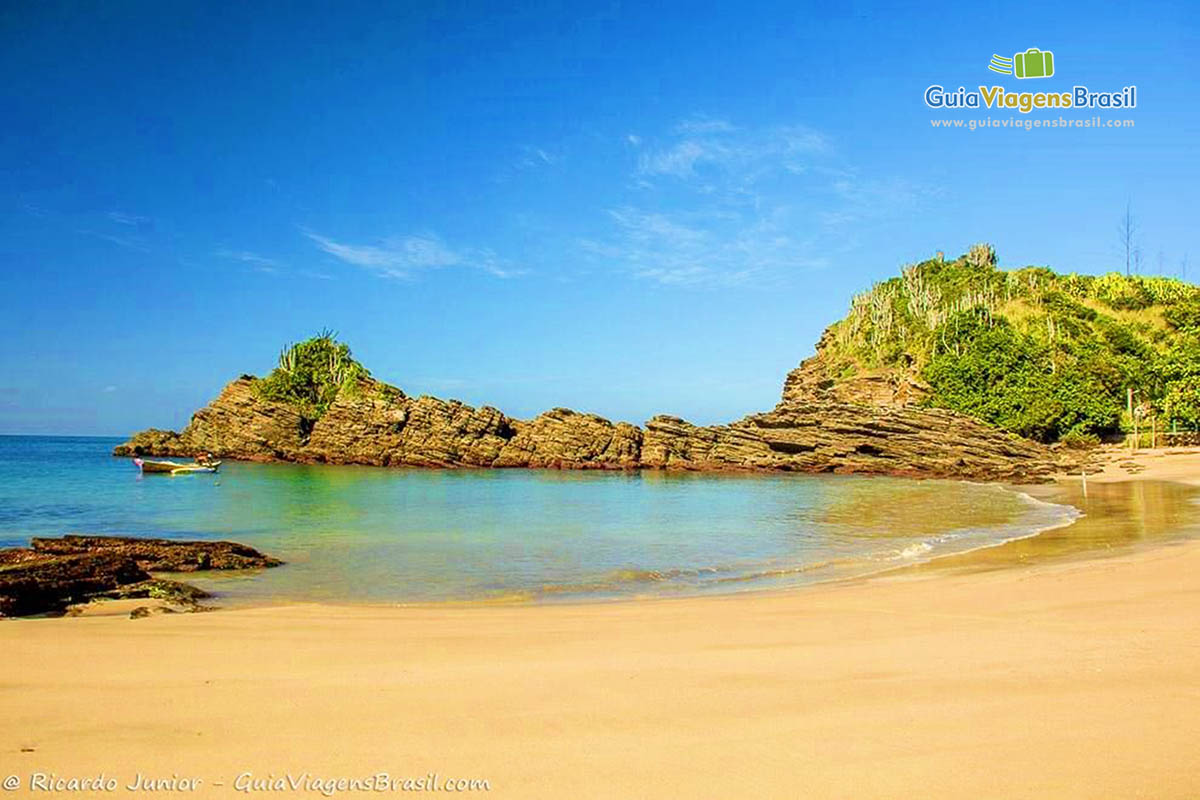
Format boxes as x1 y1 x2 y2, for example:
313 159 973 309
29 535 284 572
0 550 149 617
0 536 282 617
115 355 1063 482
780 330 930 408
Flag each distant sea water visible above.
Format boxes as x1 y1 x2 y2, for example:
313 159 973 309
0 435 1082 605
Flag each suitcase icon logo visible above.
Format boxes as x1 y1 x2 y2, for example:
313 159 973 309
988 48 1055 79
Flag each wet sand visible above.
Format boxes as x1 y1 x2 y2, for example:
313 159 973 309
0 449 1198 799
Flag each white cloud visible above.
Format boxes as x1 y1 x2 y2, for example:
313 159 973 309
304 231 525 280
608 208 708 248
510 145 562 173
300 270 336 281
674 118 737 135
601 206 826 288
295 118 921 291
84 231 150 252
575 117 925 288
107 211 149 227
217 249 281 272
638 140 713 178
636 123 828 180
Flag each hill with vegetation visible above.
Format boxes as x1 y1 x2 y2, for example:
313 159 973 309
114 322 1063 482
789 244 1200 443
252 329 371 435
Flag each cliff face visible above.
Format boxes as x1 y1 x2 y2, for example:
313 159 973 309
115 369 1061 482
780 330 929 408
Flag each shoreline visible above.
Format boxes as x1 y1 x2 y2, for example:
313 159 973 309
91 476 1085 615
1 449 1198 798
64 449 1200 615
111 448 1200 614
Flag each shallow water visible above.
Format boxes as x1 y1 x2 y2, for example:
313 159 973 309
902 477 1200 575
0 435 1101 605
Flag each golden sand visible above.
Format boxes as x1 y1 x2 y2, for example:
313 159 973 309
1 449 1198 799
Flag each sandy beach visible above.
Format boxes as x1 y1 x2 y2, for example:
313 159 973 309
1 451 1198 799
7 1 1198 796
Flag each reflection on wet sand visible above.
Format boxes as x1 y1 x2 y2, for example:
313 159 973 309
913 479 1200 574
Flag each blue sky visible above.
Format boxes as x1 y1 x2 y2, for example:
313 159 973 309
2 0 1197 435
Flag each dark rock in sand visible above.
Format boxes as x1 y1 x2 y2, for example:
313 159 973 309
0 536 281 618
0 551 150 617
97 578 213 606
30 535 284 572
129 605 180 619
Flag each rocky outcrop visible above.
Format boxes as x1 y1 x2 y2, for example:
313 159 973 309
116 377 306 460
115 367 1063 482
495 409 643 469
116 427 190 457
29 535 283 572
781 357 930 408
308 387 514 467
0 536 282 617
96 578 213 608
0 551 149 617
643 403 1054 480
780 330 929 408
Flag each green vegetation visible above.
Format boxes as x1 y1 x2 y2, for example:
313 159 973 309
254 330 369 425
822 244 1200 442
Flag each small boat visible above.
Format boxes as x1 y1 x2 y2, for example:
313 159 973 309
133 458 221 475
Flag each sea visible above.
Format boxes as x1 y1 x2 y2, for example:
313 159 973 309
0 435 1085 606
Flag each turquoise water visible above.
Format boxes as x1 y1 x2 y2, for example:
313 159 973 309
0 435 1079 605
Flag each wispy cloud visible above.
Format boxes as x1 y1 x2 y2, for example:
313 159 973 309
515 145 560 170
578 118 926 288
216 248 282 273
107 211 149 227
593 206 826 288
576 121 836 287
493 144 564 183
275 118 922 291
303 230 525 280
82 230 150 252
638 139 713 180
674 118 738 135
79 210 154 252
636 120 828 180
300 269 337 281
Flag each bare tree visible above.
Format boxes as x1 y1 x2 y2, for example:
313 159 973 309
1118 201 1137 277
